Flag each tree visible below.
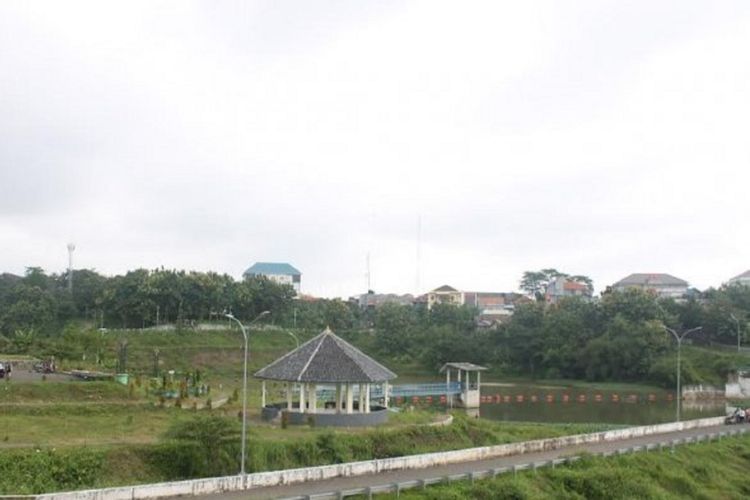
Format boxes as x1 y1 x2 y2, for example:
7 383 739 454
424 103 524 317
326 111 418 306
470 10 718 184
519 268 590 301
374 303 418 354
520 271 549 300
539 297 599 378
0 283 57 335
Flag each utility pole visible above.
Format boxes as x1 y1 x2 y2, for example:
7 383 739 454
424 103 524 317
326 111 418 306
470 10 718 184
662 325 703 422
730 313 742 353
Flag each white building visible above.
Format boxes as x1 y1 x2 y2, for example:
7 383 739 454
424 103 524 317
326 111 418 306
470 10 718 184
612 273 688 299
243 262 301 293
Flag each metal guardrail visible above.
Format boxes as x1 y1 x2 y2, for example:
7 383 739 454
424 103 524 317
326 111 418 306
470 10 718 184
279 427 750 500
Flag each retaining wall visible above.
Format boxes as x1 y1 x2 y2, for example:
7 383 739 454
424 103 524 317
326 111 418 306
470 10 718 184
11 416 725 500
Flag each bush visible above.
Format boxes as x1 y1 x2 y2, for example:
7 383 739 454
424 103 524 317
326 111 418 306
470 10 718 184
163 415 241 477
0 448 105 494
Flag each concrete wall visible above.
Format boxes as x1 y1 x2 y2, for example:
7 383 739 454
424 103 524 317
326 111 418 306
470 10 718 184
285 407 389 427
682 384 725 400
726 372 750 399
24 416 725 500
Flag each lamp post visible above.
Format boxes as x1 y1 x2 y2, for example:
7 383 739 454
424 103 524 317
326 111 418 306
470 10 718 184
224 310 270 476
284 330 300 349
662 325 702 422
730 313 742 353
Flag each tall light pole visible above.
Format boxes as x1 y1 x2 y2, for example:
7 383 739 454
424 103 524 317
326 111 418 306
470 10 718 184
224 310 270 476
284 330 300 349
66 243 75 293
730 313 742 353
662 325 702 422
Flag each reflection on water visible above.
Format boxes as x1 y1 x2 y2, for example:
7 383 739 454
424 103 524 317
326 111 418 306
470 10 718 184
476 387 725 425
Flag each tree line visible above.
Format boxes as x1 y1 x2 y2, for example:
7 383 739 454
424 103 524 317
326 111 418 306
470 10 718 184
0 267 298 335
371 284 750 386
2 265 749 387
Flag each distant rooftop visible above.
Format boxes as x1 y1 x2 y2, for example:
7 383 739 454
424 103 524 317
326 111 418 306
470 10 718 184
243 262 301 277
440 362 488 372
614 273 688 287
730 270 750 281
432 285 459 292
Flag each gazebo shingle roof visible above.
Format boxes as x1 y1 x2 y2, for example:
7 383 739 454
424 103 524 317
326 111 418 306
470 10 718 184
254 327 397 383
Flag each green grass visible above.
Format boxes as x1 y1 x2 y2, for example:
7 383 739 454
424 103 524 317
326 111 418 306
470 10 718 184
0 412 622 494
0 381 131 404
386 433 750 499
0 404 196 447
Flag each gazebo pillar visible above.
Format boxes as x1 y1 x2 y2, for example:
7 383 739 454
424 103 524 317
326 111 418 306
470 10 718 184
345 383 353 414
446 368 452 408
358 384 364 413
299 383 306 414
335 383 342 414
286 382 293 411
383 381 389 409
364 384 370 413
261 380 267 408
308 384 317 414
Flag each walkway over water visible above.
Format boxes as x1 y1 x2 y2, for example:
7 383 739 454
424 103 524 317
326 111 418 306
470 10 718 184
312 381 464 401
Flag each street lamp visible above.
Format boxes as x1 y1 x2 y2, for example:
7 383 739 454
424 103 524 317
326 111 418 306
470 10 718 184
730 313 742 353
284 330 300 349
662 325 702 422
224 310 270 476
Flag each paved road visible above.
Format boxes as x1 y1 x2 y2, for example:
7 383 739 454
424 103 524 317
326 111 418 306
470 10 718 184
195 423 739 499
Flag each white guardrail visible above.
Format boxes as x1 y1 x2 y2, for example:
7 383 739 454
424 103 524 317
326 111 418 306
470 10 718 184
0 416 732 500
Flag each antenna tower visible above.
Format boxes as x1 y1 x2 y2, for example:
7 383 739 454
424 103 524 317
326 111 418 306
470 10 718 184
67 243 75 293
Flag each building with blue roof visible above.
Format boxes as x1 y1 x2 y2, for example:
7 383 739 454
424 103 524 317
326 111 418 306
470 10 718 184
243 262 301 293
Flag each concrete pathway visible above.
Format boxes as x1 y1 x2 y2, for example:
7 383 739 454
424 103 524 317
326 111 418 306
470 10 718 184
196 423 739 499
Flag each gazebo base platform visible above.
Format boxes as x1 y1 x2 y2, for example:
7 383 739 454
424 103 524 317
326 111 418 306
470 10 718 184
262 404 389 427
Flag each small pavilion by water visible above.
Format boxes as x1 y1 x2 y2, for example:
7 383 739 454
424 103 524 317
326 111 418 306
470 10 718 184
255 327 397 426
440 362 487 408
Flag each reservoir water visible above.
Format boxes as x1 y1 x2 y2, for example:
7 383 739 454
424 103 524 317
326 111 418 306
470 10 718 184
475 384 726 426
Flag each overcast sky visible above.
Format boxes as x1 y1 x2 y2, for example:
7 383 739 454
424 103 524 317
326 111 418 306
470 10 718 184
1 1 749 298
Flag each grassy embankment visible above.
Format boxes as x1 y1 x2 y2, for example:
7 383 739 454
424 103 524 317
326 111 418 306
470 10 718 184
0 326 742 494
0 411 617 494
385 433 750 500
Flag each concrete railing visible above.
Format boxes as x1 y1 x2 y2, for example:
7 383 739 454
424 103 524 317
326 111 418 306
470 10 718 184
4 416 726 500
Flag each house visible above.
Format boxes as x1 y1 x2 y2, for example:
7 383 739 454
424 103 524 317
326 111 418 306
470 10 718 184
728 270 750 287
425 285 529 322
612 273 688 299
355 292 415 309
545 276 592 304
426 285 464 309
243 262 301 293
463 291 530 321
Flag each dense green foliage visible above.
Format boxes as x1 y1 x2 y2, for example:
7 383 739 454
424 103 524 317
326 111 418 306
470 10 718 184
2 266 750 387
0 267 296 335
390 433 750 500
368 286 750 387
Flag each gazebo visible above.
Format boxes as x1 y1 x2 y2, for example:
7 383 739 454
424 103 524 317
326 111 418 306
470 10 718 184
255 327 397 426
440 362 487 408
